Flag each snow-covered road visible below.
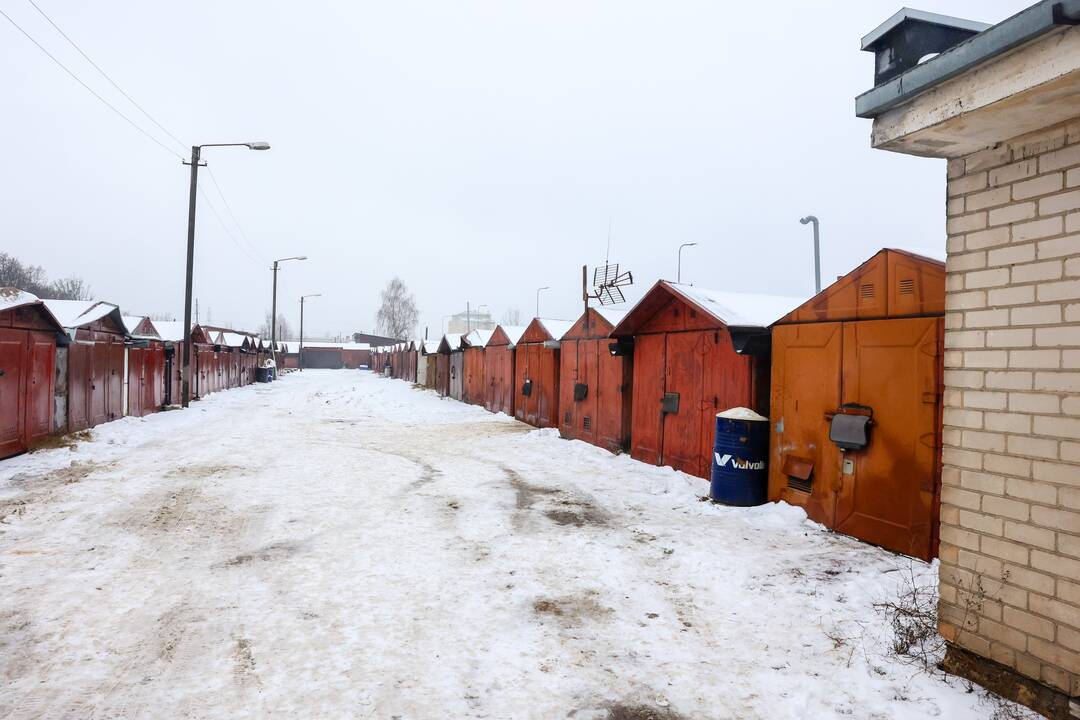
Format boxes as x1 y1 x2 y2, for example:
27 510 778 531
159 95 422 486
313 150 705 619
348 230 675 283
0 371 1005 719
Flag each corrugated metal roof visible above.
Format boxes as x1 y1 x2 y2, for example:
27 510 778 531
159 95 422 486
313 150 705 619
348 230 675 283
534 318 574 341
462 329 494 348
148 320 185 343
41 299 122 331
0 287 41 311
666 284 807 328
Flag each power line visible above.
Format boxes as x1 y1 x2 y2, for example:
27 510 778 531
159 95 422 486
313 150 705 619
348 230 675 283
198 185 263 266
24 0 189 155
205 166 265 261
0 6 182 160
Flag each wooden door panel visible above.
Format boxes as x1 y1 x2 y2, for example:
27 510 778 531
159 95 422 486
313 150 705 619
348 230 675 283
630 333 665 466
767 323 843 526
68 344 89 432
663 331 705 478
26 332 55 439
558 341 577 437
835 317 941 561
596 349 629 453
0 330 26 457
127 348 144 418
107 343 124 420
579 340 599 445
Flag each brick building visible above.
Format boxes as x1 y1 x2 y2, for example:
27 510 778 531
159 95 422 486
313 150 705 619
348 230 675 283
858 5 1080 718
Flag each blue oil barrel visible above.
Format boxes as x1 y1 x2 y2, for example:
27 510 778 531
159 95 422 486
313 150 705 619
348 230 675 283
709 407 769 506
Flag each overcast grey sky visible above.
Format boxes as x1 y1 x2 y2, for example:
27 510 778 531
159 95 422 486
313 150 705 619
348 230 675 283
1 1 1025 339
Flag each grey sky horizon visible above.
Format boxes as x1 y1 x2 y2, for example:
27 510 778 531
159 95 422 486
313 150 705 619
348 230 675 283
1 1 1024 339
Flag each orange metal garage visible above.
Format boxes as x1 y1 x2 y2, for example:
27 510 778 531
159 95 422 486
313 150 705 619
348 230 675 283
768 248 945 560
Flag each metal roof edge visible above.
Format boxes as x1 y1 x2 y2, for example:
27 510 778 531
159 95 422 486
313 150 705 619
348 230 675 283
861 7 991 50
856 0 1078 119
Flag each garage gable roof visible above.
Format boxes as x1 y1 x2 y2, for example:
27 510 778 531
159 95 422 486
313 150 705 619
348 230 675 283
612 281 806 336
42 299 126 336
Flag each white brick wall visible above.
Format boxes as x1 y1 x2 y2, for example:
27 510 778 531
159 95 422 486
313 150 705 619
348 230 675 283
941 119 1080 698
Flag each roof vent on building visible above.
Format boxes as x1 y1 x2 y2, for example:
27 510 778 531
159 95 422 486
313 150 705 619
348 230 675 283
861 8 990 87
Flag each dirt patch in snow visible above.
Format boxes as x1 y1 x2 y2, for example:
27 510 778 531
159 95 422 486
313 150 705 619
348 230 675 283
544 498 608 528
504 467 559 509
532 592 612 626
27 430 92 452
219 540 302 567
157 602 201 662
165 463 242 479
149 487 201 531
606 703 688 720
232 637 258 685
0 609 37 682
1 460 113 523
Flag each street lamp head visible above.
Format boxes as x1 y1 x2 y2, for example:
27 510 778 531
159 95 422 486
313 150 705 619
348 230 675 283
800 215 817 225
247 142 271 151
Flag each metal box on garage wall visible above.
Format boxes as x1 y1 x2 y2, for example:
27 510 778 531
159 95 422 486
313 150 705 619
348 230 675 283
769 248 945 561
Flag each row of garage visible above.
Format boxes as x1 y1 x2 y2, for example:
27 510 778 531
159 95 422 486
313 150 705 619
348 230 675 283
0 289 276 459
373 248 946 561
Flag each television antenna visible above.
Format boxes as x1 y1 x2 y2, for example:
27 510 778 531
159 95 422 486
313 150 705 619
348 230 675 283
589 262 633 306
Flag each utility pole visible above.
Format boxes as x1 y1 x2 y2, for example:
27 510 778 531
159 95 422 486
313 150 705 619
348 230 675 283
800 215 822 294
180 145 202 409
271 255 307 366
299 293 321 371
180 140 270 408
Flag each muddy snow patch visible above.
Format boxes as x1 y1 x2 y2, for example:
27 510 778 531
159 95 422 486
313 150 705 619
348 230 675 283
218 540 303 567
532 591 612 626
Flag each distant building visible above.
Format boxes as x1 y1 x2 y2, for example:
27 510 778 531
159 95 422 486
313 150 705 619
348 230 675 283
351 332 400 347
447 309 494 335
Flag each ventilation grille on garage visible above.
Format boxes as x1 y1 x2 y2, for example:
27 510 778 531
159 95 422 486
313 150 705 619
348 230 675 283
788 475 812 494
583 416 591 431
899 278 916 295
860 283 875 300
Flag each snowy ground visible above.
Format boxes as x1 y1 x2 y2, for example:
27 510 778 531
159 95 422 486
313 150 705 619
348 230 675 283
0 371 1011 719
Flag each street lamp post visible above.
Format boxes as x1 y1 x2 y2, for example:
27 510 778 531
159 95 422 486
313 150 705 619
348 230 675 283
181 141 270 408
677 242 697 284
271 255 307 363
299 293 321 371
535 286 550 318
800 215 821 294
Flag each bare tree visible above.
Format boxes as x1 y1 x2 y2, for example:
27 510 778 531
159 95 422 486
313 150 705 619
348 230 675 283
501 306 522 326
0 253 50 296
258 311 293 340
375 277 418 339
0 253 92 300
50 275 93 301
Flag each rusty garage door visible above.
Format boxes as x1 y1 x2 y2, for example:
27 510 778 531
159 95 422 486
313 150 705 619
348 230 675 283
770 317 942 560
